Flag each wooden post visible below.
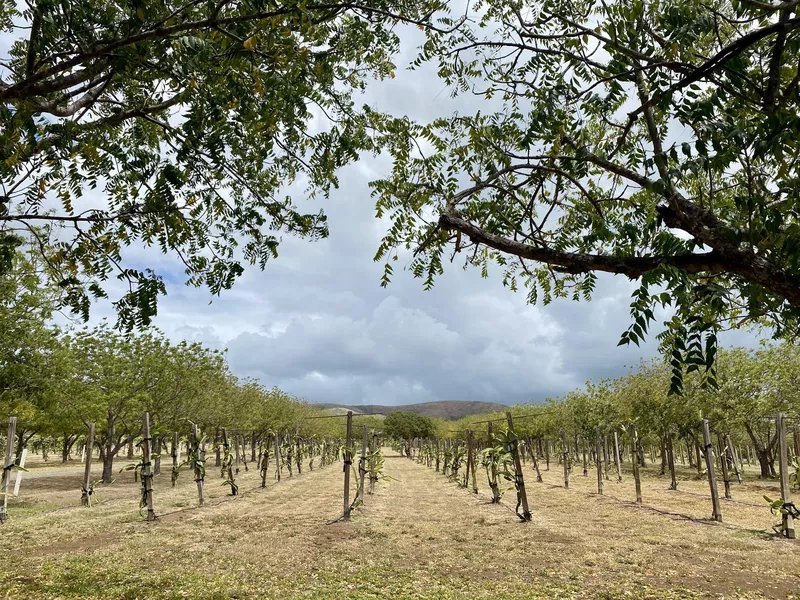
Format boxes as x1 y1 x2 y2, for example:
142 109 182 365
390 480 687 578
1 416 16 523
582 438 588 476
717 434 731 499
343 411 353 520
233 432 240 475
726 435 743 484
81 423 95 506
369 432 377 495
613 431 622 482
273 431 281 482
215 426 221 467
192 424 205 506
358 424 367 503
544 438 550 471
526 435 543 483
506 412 531 521
630 424 642 504
667 432 677 490
171 432 179 487
603 435 611 481
595 426 603 495
702 418 722 522
469 430 478 493
142 413 156 521
12 448 26 497
561 431 569 489
776 413 795 539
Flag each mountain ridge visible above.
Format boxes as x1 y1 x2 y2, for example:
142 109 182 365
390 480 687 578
313 400 509 421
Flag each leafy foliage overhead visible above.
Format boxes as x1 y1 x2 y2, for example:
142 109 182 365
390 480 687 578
371 0 800 392
0 0 454 329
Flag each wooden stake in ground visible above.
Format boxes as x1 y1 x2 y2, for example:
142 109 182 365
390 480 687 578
525 435 543 483
582 438 588 476
595 426 603 496
613 431 622 483
273 430 281 482
12 448 26 497
1 416 17 523
357 424 367 504
81 423 95 506
468 430 478 493
506 412 531 521
667 432 677 490
221 428 238 496
171 432 179 487
776 413 796 539
142 413 156 521
702 418 722 522
368 432 377 495
343 411 353 521
192 424 205 506
630 424 642 505
717 434 731 500
561 430 569 489
215 426 221 467
726 435 743 484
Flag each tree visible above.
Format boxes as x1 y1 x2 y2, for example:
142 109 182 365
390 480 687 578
0 0 452 329
0 242 66 458
372 0 800 391
384 410 436 454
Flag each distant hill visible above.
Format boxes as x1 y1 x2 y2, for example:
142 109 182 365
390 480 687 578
314 400 509 421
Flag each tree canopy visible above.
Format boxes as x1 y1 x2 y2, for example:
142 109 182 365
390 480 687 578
372 0 800 391
384 410 437 440
0 0 452 329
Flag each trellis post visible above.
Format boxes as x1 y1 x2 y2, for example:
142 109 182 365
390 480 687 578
1 416 17 523
469 430 478 493
343 411 353 521
561 430 569 489
506 412 531 521
630 424 642 504
702 418 722 522
357 424 367 503
142 413 156 521
192 424 205 506
717 433 731 499
613 431 622 482
595 426 603 495
777 413 795 539
369 432 377 495
81 423 95 506
273 430 281 482
171 431 179 487
726 434 743 484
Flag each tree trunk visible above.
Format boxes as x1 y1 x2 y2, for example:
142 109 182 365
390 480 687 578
61 434 76 463
101 447 114 484
745 421 778 478
103 407 116 484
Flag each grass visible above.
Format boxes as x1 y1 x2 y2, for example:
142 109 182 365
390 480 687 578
1 451 798 599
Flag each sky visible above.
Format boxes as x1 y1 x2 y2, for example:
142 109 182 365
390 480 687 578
1 9 766 407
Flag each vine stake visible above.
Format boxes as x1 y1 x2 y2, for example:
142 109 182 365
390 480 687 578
506 412 531 521
81 423 95 506
702 418 722 522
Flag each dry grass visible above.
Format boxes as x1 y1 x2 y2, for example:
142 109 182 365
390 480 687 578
0 451 797 599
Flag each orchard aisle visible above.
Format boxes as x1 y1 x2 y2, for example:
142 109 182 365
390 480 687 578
357 451 799 599
1 449 798 599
